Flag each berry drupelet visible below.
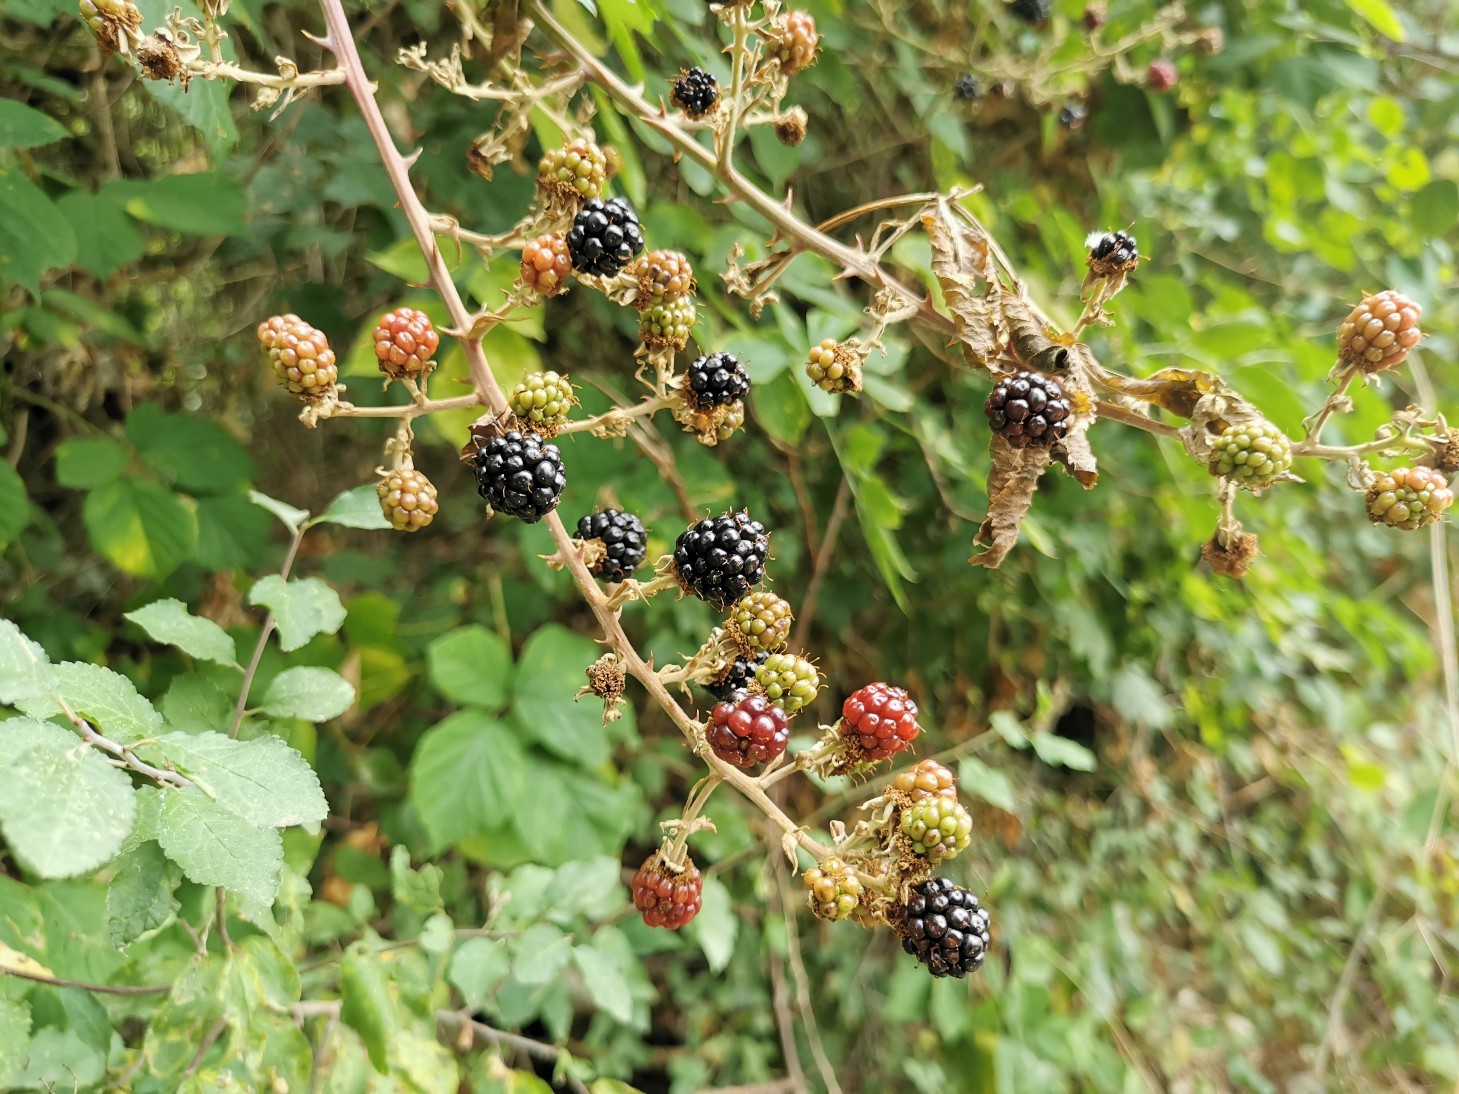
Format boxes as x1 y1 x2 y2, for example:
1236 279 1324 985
897 877 991 978
685 351 751 410
566 197 645 277
671 67 720 119
575 509 649 581
474 431 566 523
707 694 790 767
673 510 770 607
984 370 1072 449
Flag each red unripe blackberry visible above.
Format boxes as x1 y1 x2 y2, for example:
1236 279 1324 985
575 508 648 581
257 314 338 401
631 852 703 929
840 682 921 761
672 510 770 608
566 197 645 277
685 352 750 410
1146 59 1178 92
671 67 720 119
708 694 790 768
520 235 573 296
767 11 820 75
372 308 438 380
632 249 697 304
897 876 991 978
473 431 566 523
1337 290 1423 373
985 370 1072 449
377 468 439 532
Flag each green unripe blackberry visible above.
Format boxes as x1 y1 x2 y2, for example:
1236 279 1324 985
900 797 973 863
1208 421 1292 489
804 857 862 921
728 591 793 654
640 296 697 350
508 370 575 433
715 402 746 443
537 137 608 204
1366 466 1454 530
806 338 862 395
755 652 821 714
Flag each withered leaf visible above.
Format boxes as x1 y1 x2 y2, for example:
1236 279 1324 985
924 210 1003 370
971 437 1053 569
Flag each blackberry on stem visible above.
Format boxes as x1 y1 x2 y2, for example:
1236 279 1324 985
474 431 566 523
897 877 991 978
671 67 720 118
984 370 1072 449
707 650 768 701
566 197 645 277
673 510 770 607
576 509 648 581
685 352 750 410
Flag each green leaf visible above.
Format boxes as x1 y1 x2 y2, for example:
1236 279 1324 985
54 436 129 489
142 959 227 1078
195 494 273 571
125 599 238 666
55 191 145 280
448 937 511 1010
312 484 391 530
248 575 347 652
0 718 75 767
0 620 56 708
52 660 163 743
409 710 525 850
512 624 610 766
957 755 1017 813
0 170 77 296
260 666 355 722
157 788 282 905
0 737 137 878
572 945 633 1022
102 173 246 237
0 997 29 1080
339 947 395 1073
124 404 253 494
1030 732 1097 772
750 370 811 445
0 99 65 149
160 672 236 733
248 490 309 533
0 462 29 543
1344 0 1405 40
427 625 513 709
687 877 736 973
105 841 180 948
512 923 571 984
82 477 198 580
12 1027 105 1090
147 731 327 827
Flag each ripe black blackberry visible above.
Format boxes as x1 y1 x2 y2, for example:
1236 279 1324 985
474 431 566 523
576 509 648 582
1089 229 1138 266
707 650 769 701
953 74 982 100
673 510 770 608
671 67 720 119
685 352 750 410
1009 0 1050 23
565 197 645 277
984 370 1072 449
897 877 991 979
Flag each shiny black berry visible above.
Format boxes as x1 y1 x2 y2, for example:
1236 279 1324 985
673 510 770 608
576 508 648 582
566 197 645 277
671 67 720 119
897 877 990 979
953 74 982 100
474 431 566 523
707 650 769 701
685 352 750 410
1089 229 1138 265
985 370 1072 449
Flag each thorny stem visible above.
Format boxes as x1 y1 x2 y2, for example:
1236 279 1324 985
554 394 674 435
329 391 485 420
718 6 752 171
316 0 833 866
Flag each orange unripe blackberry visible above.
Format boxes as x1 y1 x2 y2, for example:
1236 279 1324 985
1337 290 1423 373
377 468 439 532
1366 466 1454 530
372 308 438 380
520 235 573 296
257 314 338 401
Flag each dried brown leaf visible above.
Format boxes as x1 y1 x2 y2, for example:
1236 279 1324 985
924 210 1003 370
970 437 1052 568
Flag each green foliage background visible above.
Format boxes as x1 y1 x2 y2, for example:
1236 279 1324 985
2 0 1458 1089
